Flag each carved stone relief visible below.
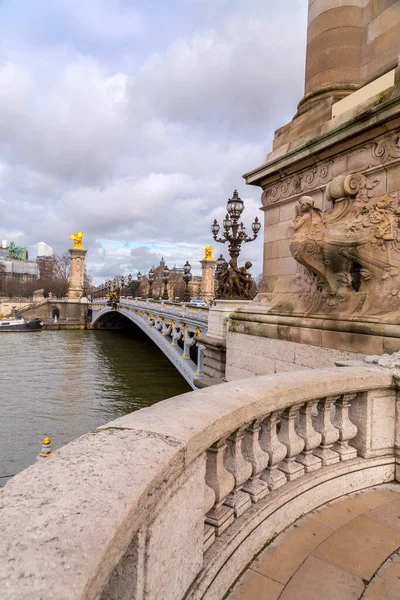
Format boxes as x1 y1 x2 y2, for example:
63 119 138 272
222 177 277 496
261 130 400 208
288 171 400 316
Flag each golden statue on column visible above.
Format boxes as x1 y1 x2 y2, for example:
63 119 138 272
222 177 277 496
200 245 216 302
68 231 86 300
69 231 84 249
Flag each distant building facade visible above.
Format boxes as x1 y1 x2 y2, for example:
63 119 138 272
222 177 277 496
0 240 39 285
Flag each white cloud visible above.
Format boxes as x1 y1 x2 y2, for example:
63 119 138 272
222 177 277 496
0 0 307 280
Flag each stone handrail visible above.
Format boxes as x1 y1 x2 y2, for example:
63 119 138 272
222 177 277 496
92 297 209 322
0 367 398 599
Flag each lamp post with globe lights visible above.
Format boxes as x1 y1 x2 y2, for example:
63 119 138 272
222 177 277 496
148 268 155 299
162 266 170 300
182 261 192 302
211 190 262 299
211 190 261 268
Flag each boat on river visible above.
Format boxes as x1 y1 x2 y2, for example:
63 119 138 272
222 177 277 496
0 317 43 331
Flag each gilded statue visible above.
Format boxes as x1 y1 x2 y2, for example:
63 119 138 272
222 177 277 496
69 231 84 249
204 245 216 260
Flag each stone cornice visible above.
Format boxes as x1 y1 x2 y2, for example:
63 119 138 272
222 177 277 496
243 83 400 189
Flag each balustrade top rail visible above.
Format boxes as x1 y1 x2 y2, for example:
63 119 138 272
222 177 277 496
92 297 209 322
0 366 396 600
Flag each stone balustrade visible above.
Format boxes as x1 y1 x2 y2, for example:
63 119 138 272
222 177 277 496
1 366 399 599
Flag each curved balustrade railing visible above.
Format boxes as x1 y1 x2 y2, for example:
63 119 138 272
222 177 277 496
0 367 398 599
91 298 209 387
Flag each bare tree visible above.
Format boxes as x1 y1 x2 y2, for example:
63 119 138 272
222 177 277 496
255 273 263 291
0 261 6 295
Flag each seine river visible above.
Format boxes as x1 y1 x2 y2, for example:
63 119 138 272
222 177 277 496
0 330 191 486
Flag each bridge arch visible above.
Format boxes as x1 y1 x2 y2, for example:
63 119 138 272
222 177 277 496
92 305 199 388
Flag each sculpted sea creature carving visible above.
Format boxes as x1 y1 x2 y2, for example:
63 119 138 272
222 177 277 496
289 174 400 309
69 231 84 249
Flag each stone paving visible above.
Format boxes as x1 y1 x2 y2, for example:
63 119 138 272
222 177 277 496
228 484 400 600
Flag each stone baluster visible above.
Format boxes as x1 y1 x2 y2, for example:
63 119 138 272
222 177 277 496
333 394 358 460
278 405 305 480
296 400 322 472
223 428 252 517
313 397 340 465
241 420 269 502
259 412 287 490
204 439 235 536
203 480 216 551
195 343 205 377
181 329 192 359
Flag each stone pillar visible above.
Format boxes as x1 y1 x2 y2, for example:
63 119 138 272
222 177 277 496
200 259 215 302
298 0 363 115
195 300 252 388
68 248 87 300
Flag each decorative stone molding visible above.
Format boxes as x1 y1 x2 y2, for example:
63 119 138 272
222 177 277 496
261 130 400 208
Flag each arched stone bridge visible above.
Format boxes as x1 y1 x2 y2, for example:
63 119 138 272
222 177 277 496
91 298 209 388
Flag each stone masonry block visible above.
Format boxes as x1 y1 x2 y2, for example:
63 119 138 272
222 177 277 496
225 365 256 381
265 220 293 243
144 457 205 600
264 257 297 277
294 344 364 368
253 336 296 363
264 206 280 226
274 360 311 373
226 332 256 354
321 330 383 355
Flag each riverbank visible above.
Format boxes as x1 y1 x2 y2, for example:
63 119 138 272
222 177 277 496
42 321 86 330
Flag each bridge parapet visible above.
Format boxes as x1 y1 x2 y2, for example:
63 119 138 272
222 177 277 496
1 366 398 599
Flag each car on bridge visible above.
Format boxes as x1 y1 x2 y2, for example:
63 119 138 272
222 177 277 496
189 298 208 307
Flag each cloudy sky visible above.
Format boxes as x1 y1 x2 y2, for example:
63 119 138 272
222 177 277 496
0 0 307 283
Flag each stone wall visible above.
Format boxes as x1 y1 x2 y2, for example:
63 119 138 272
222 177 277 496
225 332 364 380
19 298 88 322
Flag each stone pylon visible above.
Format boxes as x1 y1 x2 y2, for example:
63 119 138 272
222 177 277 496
200 258 215 302
68 248 87 300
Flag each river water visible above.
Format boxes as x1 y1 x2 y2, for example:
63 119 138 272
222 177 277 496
0 330 191 485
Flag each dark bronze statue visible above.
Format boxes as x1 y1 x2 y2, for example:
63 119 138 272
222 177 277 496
211 190 261 300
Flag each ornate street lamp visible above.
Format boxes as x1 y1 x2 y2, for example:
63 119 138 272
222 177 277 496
211 189 261 268
162 265 170 300
211 190 261 299
182 260 192 303
120 275 125 295
148 268 154 299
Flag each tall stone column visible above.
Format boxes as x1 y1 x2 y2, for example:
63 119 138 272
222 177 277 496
200 258 215 302
68 248 87 300
298 0 363 115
